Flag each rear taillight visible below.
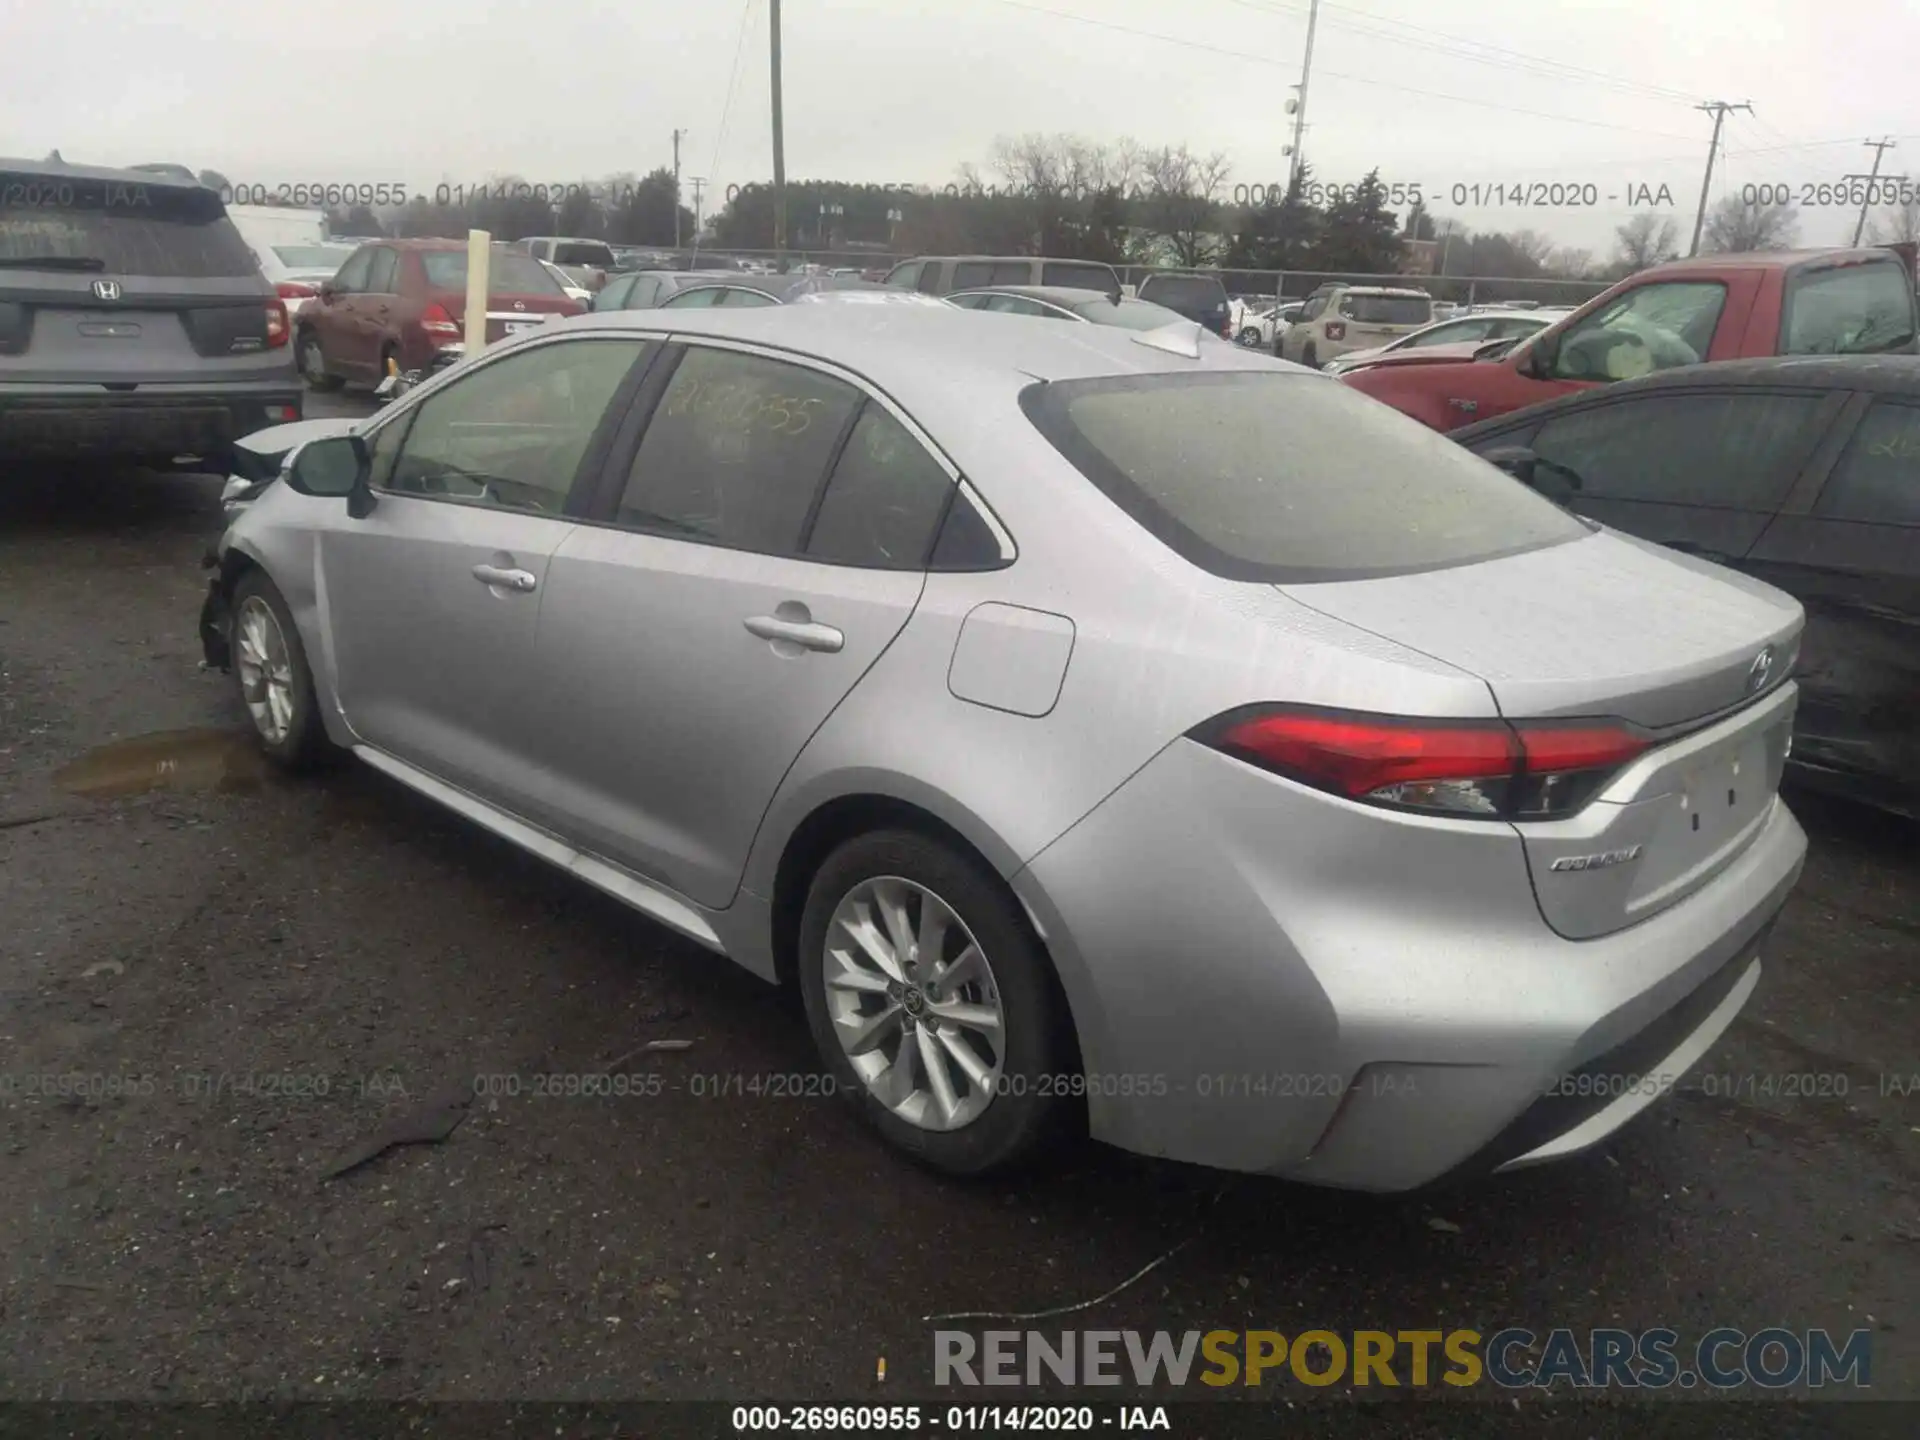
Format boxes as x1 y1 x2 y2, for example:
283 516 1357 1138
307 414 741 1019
264 299 289 349
1324 321 1347 341
421 301 461 337
276 281 318 299
1192 706 1651 820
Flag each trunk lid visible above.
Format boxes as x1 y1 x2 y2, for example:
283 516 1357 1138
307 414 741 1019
430 289 578 345
1279 529 1804 938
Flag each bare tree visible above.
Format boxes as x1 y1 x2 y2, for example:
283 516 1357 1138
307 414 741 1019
1547 247 1595 279
1612 213 1680 272
1506 229 1560 270
1868 198 1920 246
1140 145 1231 267
1701 195 1800 253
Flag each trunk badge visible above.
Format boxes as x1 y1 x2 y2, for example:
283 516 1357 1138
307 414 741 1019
1747 646 1776 694
91 279 123 301
513 300 526 311
1550 845 1644 873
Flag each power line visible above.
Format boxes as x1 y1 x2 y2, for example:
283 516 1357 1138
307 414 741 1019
705 0 758 203
1221 0 1701 106
983 0 1701 140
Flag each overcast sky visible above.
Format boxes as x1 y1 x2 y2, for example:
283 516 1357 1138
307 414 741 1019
7 0 1918 255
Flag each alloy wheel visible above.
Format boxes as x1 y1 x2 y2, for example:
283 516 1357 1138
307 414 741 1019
234 595 295 745
299 334 328 384
822 875 1005 1132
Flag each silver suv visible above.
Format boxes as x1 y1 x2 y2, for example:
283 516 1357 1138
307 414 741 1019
0 158 301 467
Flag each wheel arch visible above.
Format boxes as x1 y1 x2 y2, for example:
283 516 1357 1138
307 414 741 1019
761 783 1085 1077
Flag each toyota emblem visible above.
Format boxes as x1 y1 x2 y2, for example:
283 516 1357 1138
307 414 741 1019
91 279 123 301
1746 646 1776 694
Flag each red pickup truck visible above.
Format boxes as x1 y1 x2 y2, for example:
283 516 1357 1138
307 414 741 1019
1342 246 1919 431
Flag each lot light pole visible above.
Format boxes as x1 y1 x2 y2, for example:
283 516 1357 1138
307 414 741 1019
771 0 788 268
1287 0 1320 196
1688 100 1751 257
672 128 686 249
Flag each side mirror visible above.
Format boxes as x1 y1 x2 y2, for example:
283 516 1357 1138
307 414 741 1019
1485 445 1583 503
1482 445 1539 485
284 434 374 517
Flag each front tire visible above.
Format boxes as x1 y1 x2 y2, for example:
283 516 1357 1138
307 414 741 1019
229 571 334 770
298 330 342 392
798 830 1074 1177
1237 326 1263 348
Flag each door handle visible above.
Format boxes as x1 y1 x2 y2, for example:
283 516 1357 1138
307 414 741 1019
472 563 537 593
744 614 844 653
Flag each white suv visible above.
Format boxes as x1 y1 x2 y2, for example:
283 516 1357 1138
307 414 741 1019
1279 285 1434 369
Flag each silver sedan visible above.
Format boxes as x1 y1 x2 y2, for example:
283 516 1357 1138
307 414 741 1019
199 305 1807 1187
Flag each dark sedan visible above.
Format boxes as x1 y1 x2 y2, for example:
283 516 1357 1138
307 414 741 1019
1452 355 1920 818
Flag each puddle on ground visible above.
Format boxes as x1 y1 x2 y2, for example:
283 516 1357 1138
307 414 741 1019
52 728 269 799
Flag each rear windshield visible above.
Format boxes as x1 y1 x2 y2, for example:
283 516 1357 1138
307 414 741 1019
422 249 563 295
1020 372 1589 582
1342 293 1433 325
1040 262 1118 291
1142 274 1228 306
551 241 616 267
0 173 257 277
1780 259 1917 355
272 243 356 269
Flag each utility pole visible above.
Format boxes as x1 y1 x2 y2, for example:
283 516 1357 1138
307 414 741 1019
672 128 686 249
770 0 788 269
1287 0 1320 196
689 177 707 253
1688 99 1751 257
1854 137 1898 246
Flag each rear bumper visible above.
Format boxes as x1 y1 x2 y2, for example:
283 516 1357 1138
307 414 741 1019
0 383 303 460
1012 740 1808 1190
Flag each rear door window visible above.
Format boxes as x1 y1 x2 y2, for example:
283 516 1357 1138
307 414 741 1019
362 247 398 294
1781 259 1917 356
615 346 864 553
951 262 999 289
1021 371 1589 582
1530 391 1828 509
915 263 944 294
1041 262 1117 291
805 405 956 568
0 173 259 278
1816 399 1920 524
332 247 374 293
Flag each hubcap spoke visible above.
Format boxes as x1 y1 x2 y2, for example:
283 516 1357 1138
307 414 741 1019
821 874 1007 1133
917 1024 961 1124
840 1002 904 1057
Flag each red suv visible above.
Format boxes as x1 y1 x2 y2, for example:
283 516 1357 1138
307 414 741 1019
294 238 584 391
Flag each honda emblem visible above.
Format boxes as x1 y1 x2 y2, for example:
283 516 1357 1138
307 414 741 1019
91 279 123 301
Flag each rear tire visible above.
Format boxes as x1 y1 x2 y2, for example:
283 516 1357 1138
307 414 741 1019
1302 341 1320 369
229 570 335 771
798 829 1075 1177
297 330 342 392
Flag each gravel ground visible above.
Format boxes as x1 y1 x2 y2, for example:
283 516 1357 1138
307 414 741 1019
1 397 1916 1426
